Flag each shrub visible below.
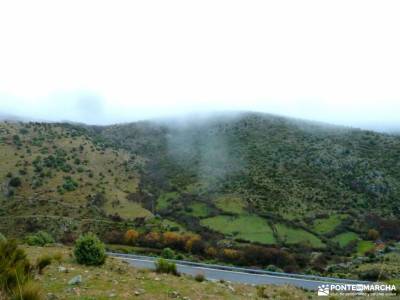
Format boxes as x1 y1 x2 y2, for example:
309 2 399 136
0 239 35 296
265 265 283 272
26 231 55 246
36 255 52 274
194 272 205 282
155 258 178 276
74 233 106 266
10 280 43 300
9 177 21 187
161 247 175 259
103 230 124 244
358 268 388 281
367 229 380 241
53 252 63 264
0 233 6 243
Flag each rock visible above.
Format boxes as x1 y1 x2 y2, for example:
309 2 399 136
154 277 161 281
109 293 116 297
227 285 235 292
58 266 67 273
47 293 59 300
169 291 180 298
68 275 82 285
134 288 145 296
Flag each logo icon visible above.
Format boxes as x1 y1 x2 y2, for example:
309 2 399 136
318 285 330 296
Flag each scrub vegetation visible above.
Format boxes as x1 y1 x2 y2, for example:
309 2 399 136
1 112 400 284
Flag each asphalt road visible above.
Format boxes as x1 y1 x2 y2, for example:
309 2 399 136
109 252 370 290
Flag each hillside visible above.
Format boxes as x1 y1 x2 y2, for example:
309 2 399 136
1 112 400 277
0 121 153 238
94 113 400 246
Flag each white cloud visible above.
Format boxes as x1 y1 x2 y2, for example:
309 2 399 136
0 0 399 129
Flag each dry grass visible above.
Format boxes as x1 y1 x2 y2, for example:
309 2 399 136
23 245 314 300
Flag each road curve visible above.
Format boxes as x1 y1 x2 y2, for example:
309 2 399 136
109 252 369 290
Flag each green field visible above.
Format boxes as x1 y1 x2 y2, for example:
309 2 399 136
188 202 210 217
312 214 346 234
332 232 359 247
357 240 375 255
214 195 246 214
156 192 179 210
161 219 188 233
275 224 325 248
201 215 276 244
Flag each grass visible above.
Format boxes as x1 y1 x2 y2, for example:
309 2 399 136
275 224 325 248
214 195 246 214
312 214 346 234
201 215 276 244
357 240 375 256
332 232 359 247
156 192 179 210
161 219 188 233
22 245 313 299
188 202 210 218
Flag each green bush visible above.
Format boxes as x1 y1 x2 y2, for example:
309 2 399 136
0 233 6 243
74 233 106 266
155 258 178 276
36 255 52 274
194 272 205 282
161 247 175 259
9 177 21 187
26 231 55 246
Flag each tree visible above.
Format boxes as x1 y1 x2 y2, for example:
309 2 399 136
205 246 217 258
222 248 241 262
9 177 21 187
185 235 204 254
163 232 184 249
74 233 106 266
142 232 161 248
124 229 139 245
367 229 380 241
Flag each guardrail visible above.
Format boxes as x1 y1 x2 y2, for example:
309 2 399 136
108 252 370 284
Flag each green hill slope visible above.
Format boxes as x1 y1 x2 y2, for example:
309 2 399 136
1 112 400 259
93 113 400 245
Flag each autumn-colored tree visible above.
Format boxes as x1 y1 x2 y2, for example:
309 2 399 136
222 248 241 262
163 232 184 249
205 246 218 258
185 235 204 254
124 229 139 245
367 229 380 241
143 231 161 247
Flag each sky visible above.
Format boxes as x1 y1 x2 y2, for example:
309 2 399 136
0 0 399 131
